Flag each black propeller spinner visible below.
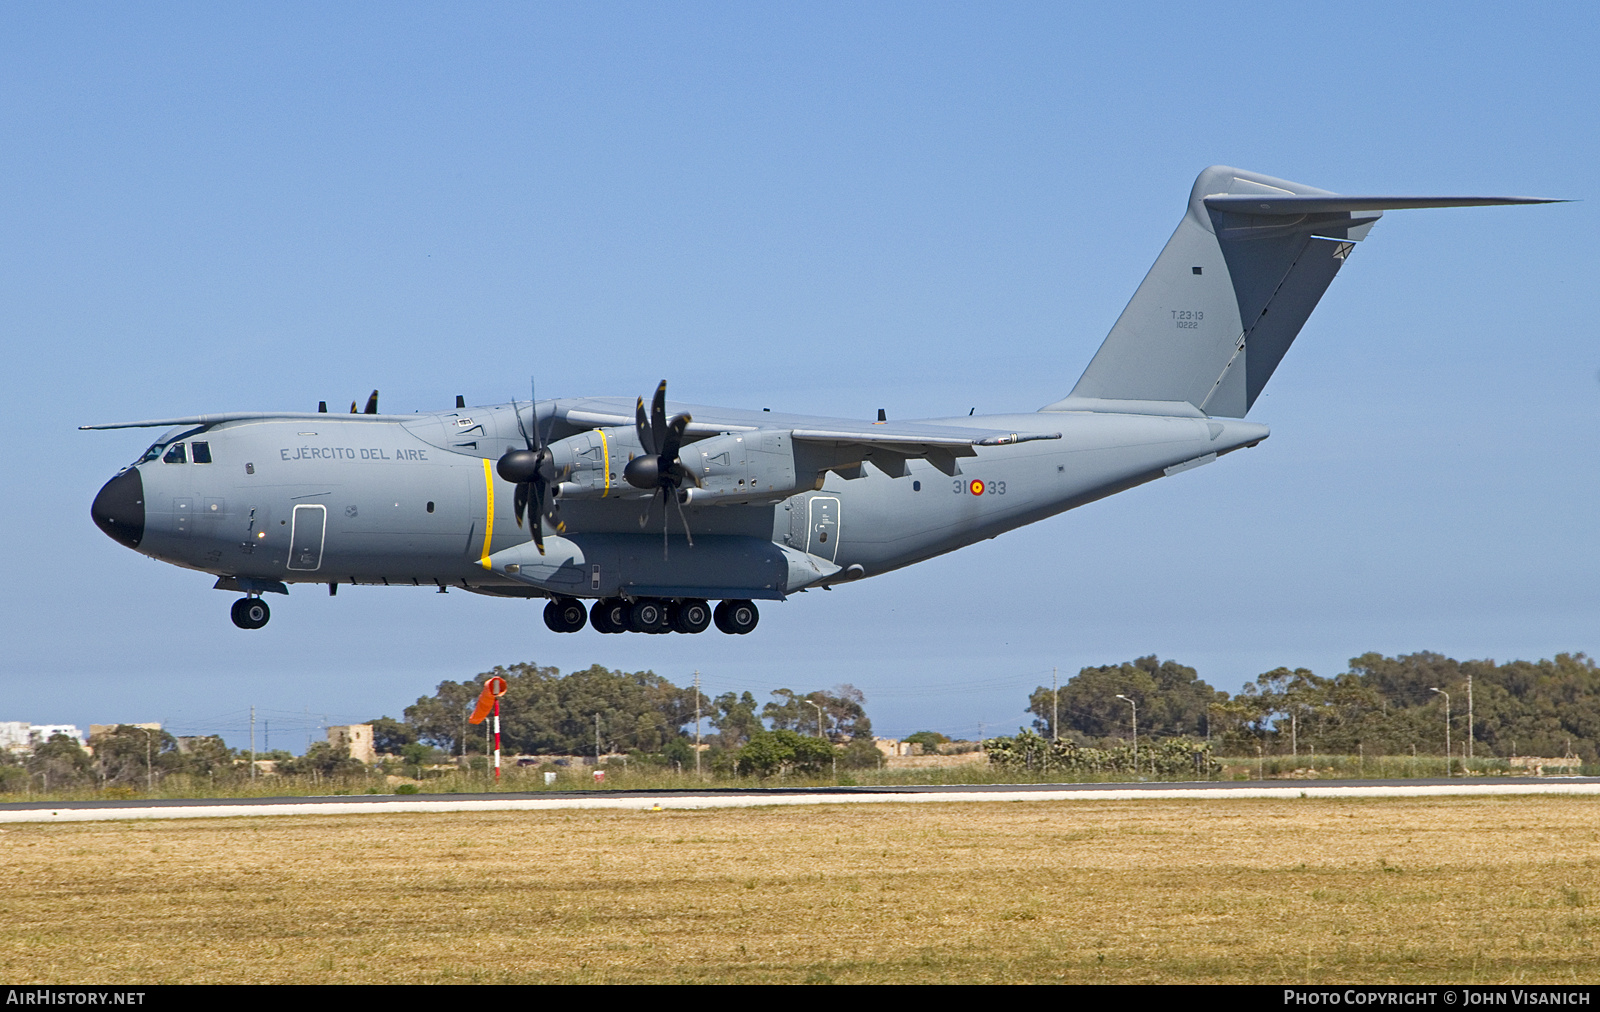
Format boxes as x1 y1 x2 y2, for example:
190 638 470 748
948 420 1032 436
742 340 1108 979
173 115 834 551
496 384 564 555
623 380 699 558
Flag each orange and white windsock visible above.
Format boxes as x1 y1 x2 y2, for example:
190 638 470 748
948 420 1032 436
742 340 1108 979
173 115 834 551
468 676 509 780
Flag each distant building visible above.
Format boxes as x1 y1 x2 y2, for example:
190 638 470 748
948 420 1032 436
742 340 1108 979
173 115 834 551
0 722 32 753
31 725 87 747
327 724 377 764
1 722 88 754
89 722 161 739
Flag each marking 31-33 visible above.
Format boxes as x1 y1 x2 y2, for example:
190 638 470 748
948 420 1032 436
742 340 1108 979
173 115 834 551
955 479 1005 496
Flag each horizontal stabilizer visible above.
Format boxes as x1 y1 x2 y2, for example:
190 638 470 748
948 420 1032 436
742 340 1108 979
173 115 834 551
1204 194 1563 215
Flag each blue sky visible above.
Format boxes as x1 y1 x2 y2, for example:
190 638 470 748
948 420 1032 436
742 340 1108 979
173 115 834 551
2 3 1595 749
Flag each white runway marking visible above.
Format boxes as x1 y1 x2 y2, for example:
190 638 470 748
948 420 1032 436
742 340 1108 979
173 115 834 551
4 780 1600 823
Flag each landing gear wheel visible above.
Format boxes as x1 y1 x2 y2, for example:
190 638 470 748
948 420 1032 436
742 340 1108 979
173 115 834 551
544 597 588 633
628 598 669 634
591 598 629 634
231 596 270 630
672 598 712 634
713 599 758 635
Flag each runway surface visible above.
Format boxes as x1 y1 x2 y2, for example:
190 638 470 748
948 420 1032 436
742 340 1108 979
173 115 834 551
5 777 1600 823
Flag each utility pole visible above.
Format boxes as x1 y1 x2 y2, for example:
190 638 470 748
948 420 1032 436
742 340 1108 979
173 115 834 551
250 705 256 782
595 713 601 766
807 699 825 740
1052 667 1059 742
1116 695 1138 778
1467 672 1474 761
1430 688 1451 776
1291 710 1297 759
693 670 702 779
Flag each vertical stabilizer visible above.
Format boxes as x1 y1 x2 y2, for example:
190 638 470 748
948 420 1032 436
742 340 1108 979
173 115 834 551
1049 166 1555 417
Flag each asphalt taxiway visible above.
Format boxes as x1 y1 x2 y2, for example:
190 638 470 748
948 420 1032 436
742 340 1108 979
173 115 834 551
4 778 1599 823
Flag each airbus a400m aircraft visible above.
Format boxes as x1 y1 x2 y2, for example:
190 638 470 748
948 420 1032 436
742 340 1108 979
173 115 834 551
85 167 1556 634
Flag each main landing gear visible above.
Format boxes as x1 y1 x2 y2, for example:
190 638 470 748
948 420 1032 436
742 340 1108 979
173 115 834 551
554 596 756 635
230 596 270 630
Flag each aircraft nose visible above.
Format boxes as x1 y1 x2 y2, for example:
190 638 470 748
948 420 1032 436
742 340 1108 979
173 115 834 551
91 467 145 550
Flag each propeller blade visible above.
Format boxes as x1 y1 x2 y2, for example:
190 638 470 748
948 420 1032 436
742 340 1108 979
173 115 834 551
662 412 691 460
527 377 544 452
672 489 695 548
349 400 358 414
513 481 528 528
635 397 655 455
364 390 379 415
530 480 547 556
650 381 667 457
512 397 532 451
661 488 670 560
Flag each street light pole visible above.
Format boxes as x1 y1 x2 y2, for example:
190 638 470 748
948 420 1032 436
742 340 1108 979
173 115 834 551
1115 695 1138 778
1430 688 1451 777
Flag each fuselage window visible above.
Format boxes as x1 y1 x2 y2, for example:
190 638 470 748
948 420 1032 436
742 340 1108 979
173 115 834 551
191 442 212 464
162 442 187 464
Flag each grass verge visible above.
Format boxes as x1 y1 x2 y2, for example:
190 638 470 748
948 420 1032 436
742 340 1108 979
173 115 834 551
3 796 1599 983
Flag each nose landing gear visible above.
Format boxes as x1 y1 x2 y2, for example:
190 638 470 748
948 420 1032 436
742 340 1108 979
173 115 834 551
230 596 270 630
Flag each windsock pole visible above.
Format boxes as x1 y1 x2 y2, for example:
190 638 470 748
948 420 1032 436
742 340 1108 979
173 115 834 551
493 696 502 781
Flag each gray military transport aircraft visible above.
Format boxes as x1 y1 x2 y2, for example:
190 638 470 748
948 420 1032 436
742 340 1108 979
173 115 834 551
85 166 1558 634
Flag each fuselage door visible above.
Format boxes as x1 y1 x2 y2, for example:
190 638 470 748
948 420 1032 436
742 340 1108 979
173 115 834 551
287 504 328 571
807 496 840 562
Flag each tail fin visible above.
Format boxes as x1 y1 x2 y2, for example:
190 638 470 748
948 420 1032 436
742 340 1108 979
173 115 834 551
1049 166 1557 417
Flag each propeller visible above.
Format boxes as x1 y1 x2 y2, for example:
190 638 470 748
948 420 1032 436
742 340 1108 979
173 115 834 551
623 380 699 559
347 390 379 414
495 380 565 556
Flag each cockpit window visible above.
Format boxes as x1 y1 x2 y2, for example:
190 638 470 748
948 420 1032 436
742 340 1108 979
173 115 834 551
162 442 187 464
139 442 165 463
191 441 212 464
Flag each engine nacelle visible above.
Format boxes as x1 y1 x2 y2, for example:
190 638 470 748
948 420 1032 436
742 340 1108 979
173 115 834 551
545 426 827 505
681 430 810 505
543 426 648 500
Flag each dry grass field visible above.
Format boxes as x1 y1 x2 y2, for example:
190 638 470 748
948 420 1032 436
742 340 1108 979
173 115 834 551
3 796 1599 984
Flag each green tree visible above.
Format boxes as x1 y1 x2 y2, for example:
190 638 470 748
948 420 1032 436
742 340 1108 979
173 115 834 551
839 735 884 769
367 716 414 755
734 730 835 777
711 691 762 749
403 662 706 757
403 678 483 755
902 731 948 753
91 725 183 787
28 733 93 790
1033 656 1226 742
281 742 366 777
763 685 872 743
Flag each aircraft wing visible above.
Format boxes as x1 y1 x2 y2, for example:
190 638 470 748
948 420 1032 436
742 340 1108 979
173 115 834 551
557 398 1058 477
